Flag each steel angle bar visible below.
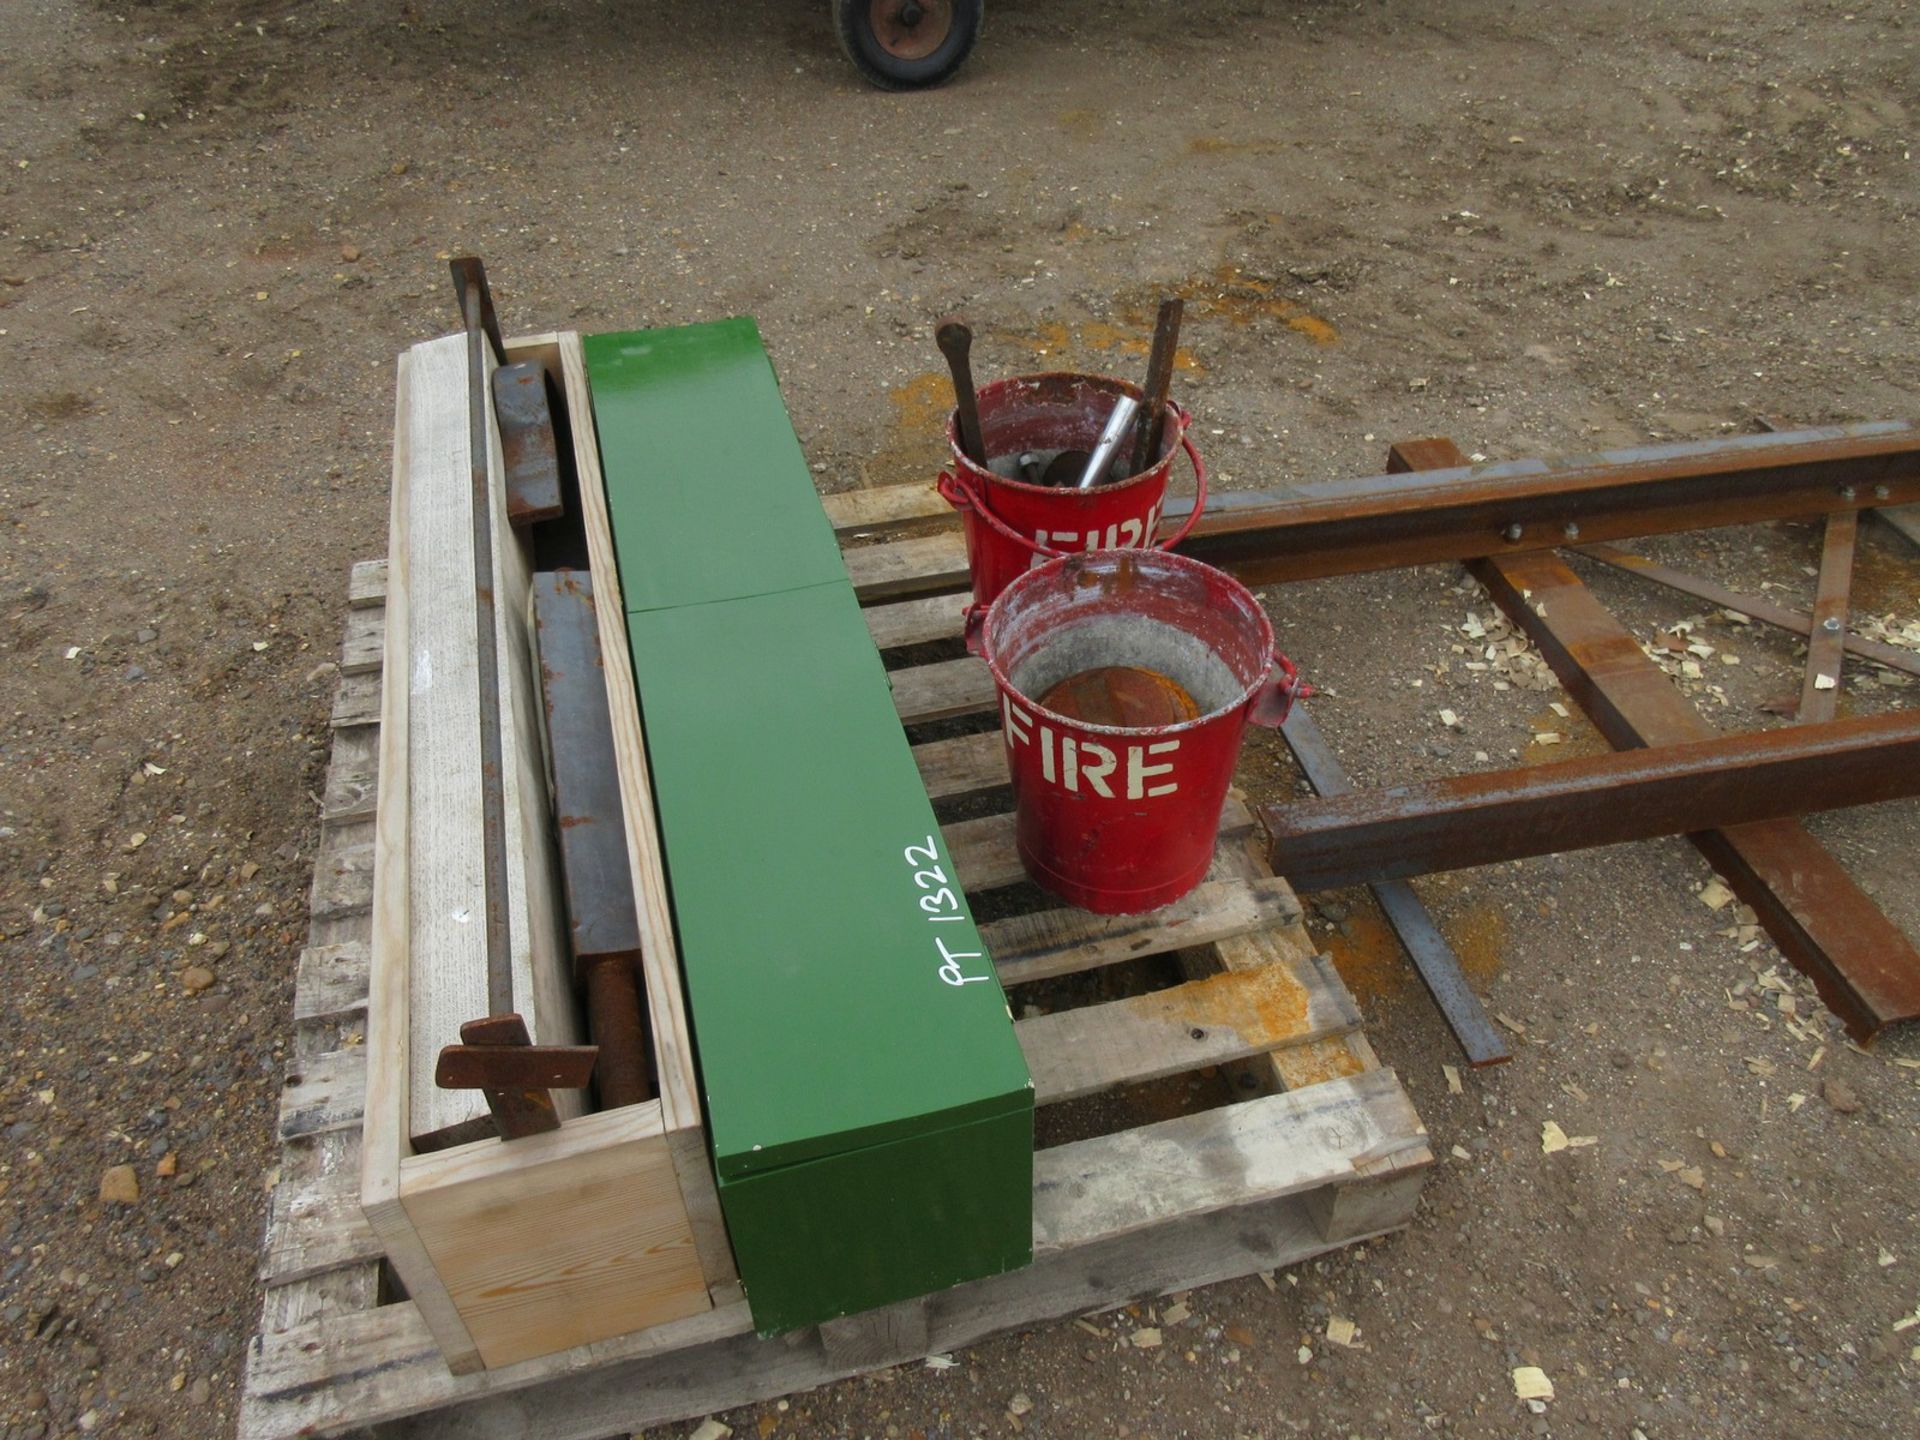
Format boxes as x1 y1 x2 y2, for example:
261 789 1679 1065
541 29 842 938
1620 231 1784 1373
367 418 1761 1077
1275 704 1510 1068
1168 420 1920 585
1265 710 1920 892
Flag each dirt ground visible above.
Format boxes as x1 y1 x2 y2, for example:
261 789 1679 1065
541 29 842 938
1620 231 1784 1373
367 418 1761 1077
3 0 1918 1437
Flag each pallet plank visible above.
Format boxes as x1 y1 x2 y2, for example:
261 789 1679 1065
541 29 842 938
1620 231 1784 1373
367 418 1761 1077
341 604 387 676
914 730 1010 803
349 559 390 608
321 722 381 823
260 1131 384 1285
292 943 371 1026
821 481 954 536
985 877 1304 988
1032 1067 1424 1251
845 531 970 601
865 592 968 651
278 1048 366 1142
891 654 994 724
308 825 374 924
946 797 1257 896
331 671 382 729
1020 953 1361 1105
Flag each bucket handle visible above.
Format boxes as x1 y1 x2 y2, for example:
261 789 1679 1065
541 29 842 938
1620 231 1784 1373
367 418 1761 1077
1247 650 1308 728
936 405 1209 561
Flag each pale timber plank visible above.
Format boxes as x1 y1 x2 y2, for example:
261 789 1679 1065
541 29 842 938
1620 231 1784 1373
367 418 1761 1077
401 332 579 1150
359 347 485 1371
985 877 1304 988
1019 953 1362 1106
890 653 995 724
1031 1067 1424 1250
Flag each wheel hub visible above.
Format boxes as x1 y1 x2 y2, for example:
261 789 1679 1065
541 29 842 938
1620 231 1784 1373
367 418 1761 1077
869 0 953 61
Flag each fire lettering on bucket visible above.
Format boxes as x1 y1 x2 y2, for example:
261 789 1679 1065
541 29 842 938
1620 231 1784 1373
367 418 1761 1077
1003 697 1180 798
1026 501 1165 569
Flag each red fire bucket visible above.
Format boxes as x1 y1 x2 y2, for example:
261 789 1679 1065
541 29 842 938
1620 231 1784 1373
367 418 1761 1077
937 372 1208 608
966 550 1302 915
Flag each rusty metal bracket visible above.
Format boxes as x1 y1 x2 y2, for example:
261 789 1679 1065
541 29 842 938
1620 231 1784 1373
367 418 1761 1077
434 1014 598 1141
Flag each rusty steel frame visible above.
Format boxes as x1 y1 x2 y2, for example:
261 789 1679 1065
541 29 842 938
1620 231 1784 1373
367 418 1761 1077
1265 710 1920 892
1342 437 1920 1043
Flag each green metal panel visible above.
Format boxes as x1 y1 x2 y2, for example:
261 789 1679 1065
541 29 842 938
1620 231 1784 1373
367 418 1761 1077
582 320 850 613
718 1104 1034 1336
588 320 1033 1335
626 583 1032 1180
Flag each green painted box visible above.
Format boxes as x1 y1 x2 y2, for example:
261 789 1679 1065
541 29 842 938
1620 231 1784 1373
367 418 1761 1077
585 322 1034 1335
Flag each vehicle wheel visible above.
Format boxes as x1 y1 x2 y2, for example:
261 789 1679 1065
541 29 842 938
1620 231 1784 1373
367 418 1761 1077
833 0 983 91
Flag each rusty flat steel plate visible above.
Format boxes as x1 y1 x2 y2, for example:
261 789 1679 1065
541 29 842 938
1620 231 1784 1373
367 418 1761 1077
531 569 643 965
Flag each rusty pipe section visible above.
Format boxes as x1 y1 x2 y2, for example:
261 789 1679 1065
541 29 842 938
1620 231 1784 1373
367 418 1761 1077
582 953 654 1110
1266 709 1920 892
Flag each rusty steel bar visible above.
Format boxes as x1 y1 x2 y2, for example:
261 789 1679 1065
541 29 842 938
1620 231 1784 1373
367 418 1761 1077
1171 420 1920 585
1383 431 1920 1042
1277 704 1510 1068
450 257 515 1021
1571 543 1920 680
493 360 567 529
531 570 656 1109
1798 510 1859 724
1266 710 1920 892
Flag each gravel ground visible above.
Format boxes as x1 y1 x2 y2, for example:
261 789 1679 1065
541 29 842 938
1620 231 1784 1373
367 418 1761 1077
2 2 1917 1438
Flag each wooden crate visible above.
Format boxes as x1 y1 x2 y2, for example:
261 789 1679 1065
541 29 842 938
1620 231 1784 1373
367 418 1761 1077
242 479 1430 1437
354 332 736 1375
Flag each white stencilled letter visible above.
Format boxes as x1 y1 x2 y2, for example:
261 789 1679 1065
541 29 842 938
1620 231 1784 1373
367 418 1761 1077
1062 735 1079 792
1118 518 1143 547
1003 695 1031 749
1040 723 1056 783
1129 738 1181 798
1078 740 1116 798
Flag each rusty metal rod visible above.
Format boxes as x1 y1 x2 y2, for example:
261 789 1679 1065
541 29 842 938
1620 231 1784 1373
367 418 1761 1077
1130 297 1183 476
1570 543 1920 680
1798 510 1859 724
936 317 986 467
1266 710 1920 892
1277 703 1510 1068
451 257 516 1021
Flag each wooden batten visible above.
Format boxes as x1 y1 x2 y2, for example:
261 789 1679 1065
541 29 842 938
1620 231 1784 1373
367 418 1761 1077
397 331 582 1151
359 331 722 1376
556 331 739 1299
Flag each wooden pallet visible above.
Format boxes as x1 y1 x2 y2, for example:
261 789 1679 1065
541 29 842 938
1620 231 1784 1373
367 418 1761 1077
241 515 1430 1439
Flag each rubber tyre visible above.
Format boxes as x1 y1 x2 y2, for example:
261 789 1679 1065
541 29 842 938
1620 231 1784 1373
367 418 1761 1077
833 0 983 91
